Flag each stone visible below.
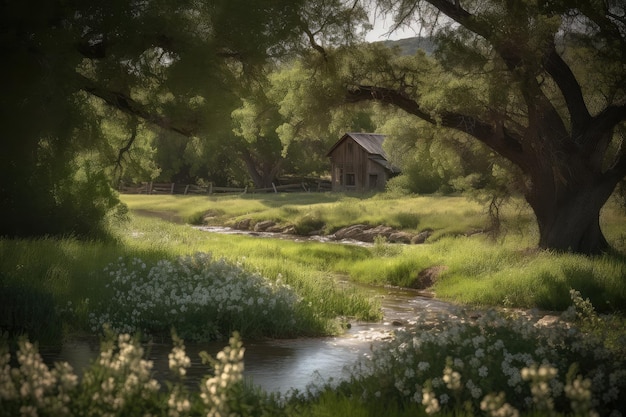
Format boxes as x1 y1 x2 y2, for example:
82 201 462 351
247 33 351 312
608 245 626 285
411 229 433 244
362 225 395 242
388 232 414 244
534 315 561 328
233 218 251 230
333 224 370 240
409 265 448 290
282 225 297 234
254 220 276 232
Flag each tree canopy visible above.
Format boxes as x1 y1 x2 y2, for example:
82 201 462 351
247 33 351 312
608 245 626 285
0 0 368 237
340 0 626 254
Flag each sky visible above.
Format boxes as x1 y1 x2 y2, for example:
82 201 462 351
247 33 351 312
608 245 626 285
365 8 418 42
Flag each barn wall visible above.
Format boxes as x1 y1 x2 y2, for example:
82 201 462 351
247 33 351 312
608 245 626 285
329 138 390 191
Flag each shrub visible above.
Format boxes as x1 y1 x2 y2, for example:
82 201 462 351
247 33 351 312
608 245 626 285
335 295 625 416
89 252 304 341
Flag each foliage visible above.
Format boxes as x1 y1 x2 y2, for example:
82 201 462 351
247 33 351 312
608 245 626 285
0 283 62 346
1 140 121 239
151 131 249 187
1 0 371 237
339 0 626 254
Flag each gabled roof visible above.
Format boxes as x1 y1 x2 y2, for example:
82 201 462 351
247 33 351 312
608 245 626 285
327 132 400 174
326 132 387 158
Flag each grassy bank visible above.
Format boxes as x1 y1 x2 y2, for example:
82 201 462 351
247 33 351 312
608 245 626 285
0 215 380 344
122 193 626 313
121 193 498 239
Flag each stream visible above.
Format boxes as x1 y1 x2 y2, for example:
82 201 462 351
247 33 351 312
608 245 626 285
42 286 457 395
42 225 459 395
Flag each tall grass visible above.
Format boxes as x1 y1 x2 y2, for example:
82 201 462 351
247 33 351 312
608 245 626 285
0 214 380 344
2 192 625 344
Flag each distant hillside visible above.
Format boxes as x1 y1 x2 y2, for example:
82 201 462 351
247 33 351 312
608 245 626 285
380 36 437 55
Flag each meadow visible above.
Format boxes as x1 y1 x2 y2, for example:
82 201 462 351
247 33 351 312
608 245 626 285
1 192 625 416
121 193 626 313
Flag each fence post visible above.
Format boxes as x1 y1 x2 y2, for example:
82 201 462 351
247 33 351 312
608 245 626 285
184 184 190 195
170 183 175 194
272 183 277 193
148 182 153 194
208 183 213 195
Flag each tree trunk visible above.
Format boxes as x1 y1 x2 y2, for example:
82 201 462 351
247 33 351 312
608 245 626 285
526 175 616 254
239 148 282 189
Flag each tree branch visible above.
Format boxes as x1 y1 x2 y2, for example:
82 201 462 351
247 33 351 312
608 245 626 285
585 103 626 168
298 20 328 61
544 45 591 133
346 84 526 167
78 74 196 137
116 123 138 169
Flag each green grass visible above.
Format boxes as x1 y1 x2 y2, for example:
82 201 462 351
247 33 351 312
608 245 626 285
0 214 380 344
121 193 491 237
2 192 626 417
2 192 625 344
120 192 626 313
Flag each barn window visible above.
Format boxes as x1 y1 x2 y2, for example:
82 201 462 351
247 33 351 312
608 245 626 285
346 173 355 186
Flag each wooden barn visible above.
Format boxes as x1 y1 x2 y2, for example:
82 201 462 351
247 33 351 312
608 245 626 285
327 132 400 192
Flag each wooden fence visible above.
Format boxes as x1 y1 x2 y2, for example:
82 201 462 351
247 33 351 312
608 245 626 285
119 180 331 195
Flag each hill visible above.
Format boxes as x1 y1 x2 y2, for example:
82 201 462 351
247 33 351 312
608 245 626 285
380 36 436 55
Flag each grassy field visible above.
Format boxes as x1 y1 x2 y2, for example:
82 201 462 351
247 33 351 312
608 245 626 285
2 192 625 417
121 193 501 239
1 192 625 345
121 192 626 312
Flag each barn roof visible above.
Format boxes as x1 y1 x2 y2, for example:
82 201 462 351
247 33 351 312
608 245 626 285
326 132 387 158
327 132 400 173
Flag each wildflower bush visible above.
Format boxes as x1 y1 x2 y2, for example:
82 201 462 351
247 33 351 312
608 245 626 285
0 331 284 417
89 252 304 341
338 292 625 417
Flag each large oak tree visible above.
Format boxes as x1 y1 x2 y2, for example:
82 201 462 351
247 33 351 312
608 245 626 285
345 0 626 254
